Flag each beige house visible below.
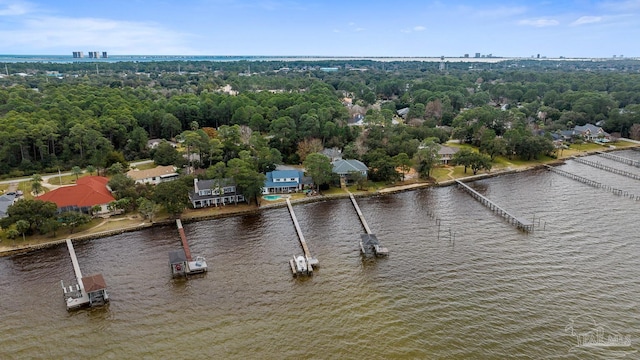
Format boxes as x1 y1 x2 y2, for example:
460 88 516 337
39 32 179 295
126 165 179 185
438 145 460 165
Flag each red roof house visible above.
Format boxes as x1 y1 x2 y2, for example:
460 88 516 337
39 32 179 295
37 176 115 214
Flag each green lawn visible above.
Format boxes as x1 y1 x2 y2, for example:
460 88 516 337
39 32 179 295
47 173 89 186
131 162 157 171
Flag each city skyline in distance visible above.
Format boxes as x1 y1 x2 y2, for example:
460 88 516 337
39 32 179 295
1 0 639 58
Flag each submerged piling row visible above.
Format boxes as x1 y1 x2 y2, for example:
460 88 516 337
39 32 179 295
455 180 533 232
545 165 640 200
596 151 640 168
572 156 640 181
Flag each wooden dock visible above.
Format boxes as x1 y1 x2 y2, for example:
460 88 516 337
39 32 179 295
572 156 640 180
348 193 388 257
60 239 109 310
285 198 318 275
170 220 207 276
545 165 640 201
455 180 533 232
596 151 640 168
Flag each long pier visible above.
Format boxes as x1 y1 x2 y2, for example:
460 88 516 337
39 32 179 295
285 198 318 275
348 193 388 256
545 165 640 200
596 151 640 168
572 157 640 180
176 219 192 261
66 239 85 294
170 220 207 276
349 193 372 234
455 180 533 232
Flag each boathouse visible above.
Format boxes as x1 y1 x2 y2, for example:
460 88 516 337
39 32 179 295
169 249 188 277
82 274 108 306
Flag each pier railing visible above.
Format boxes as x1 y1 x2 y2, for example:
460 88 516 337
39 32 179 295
544 165 640 200
596 151 640 168
455 180 533 232
572 156 640 180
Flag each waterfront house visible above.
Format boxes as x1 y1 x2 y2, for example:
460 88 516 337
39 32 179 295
438 145 460 165
573 124 610 141
332 159 368 179
262 170 310 194
189 178 245 208
126 165 179 185
37 176 115 214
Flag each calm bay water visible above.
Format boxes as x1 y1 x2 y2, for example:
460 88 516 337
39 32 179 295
1 151 639 359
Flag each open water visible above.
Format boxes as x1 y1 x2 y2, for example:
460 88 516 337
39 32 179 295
1 151 639 359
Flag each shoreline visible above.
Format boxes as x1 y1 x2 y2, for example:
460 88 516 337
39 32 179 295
0 164 544 257
1 143 637 257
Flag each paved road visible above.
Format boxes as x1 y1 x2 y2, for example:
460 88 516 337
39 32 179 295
0 160 154 186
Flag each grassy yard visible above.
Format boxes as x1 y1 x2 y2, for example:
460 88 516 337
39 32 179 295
47 173 89 186
130 162 157 171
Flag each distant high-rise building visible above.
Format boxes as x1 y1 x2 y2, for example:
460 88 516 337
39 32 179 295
88 51 99 58
464 54 469 58
102 51 108 58
537 54 540 59
72 51 84 58
475 52 481 58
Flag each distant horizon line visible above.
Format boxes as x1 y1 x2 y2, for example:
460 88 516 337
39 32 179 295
0 54 636 59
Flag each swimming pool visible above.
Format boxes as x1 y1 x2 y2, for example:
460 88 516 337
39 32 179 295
262 195 282 201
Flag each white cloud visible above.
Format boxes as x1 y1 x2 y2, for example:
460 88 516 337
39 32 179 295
0 15 199 54
518 18 559 27
571 16 603 26
401 25 426 34
0 0 33 16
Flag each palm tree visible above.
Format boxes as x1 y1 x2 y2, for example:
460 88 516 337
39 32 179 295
71 166 83 180
86 165 96 176
31 174 43 196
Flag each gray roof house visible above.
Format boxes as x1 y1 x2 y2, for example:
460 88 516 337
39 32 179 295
332 159 368 178
0 193 17 218
438 145 460 165
189 178 245 208
574 124 610 141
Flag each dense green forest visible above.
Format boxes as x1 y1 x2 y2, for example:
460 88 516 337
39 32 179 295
1 58 640 180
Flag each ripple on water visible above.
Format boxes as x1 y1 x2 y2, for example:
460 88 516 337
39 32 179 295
1 164 639 359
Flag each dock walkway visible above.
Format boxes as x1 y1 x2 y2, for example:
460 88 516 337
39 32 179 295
348 192 388 256
286 198 313 259
61 239 109 310
572 156 640 181
455 180 533 232
285 198 318 275
597 151 640 168
545 165 640 201
176 219 192 261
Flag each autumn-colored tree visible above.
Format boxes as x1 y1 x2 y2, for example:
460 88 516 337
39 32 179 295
296 138 323 162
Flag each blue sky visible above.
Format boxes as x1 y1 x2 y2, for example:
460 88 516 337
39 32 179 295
0 0 639 57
